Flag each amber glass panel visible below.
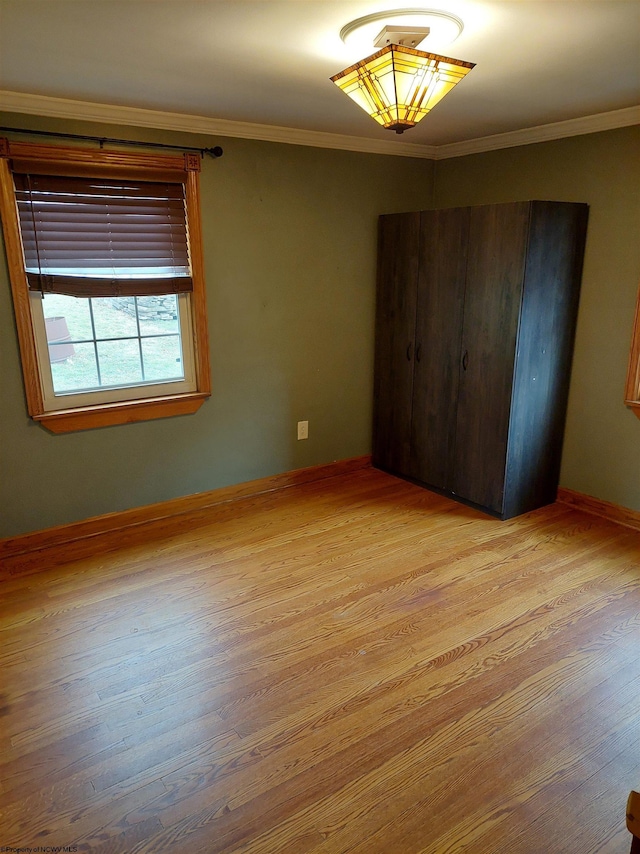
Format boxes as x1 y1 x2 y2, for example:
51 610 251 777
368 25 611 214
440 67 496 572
331 44 474 132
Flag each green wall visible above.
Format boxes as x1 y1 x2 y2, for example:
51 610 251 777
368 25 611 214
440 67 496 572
1 115 638 539
0 113 435 537
433 126 640 513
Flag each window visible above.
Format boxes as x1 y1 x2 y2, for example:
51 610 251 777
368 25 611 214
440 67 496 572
625 282 640 419
0 140 210 431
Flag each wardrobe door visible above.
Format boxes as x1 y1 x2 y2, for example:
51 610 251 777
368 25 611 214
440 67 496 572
502 201 589 518
372 212 420 475
410 207 468 488
452 203 530 513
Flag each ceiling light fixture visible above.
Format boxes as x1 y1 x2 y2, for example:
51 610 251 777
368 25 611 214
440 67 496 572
331 9 475 135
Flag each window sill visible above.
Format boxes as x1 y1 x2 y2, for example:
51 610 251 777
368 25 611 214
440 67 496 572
33 391 210 433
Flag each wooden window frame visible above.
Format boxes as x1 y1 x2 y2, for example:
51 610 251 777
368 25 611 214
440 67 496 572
0 140 211 432
625 283 640 419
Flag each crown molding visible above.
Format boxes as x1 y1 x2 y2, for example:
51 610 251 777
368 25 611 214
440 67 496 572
433 106 640 159
0 90 638 161
0 90 435 160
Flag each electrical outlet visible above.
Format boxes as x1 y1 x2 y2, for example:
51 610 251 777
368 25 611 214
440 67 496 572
297 420 309 440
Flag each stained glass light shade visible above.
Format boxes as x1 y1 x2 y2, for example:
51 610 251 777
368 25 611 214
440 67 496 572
331 44 475 134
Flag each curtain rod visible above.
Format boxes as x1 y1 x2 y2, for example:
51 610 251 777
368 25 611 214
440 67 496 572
0 126 224 158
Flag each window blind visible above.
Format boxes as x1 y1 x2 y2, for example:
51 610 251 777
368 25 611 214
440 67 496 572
14 173 193 297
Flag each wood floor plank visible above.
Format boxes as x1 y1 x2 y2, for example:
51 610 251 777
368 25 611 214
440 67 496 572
0 467 638 853
112 592 639 852
191 622 639 854
476 713 640 854
292 650 639 854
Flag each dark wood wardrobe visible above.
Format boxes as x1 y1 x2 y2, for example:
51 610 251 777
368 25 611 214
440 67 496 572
372 201 589 519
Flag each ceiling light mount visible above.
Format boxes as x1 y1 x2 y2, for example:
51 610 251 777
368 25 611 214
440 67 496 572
373 25 431 50
340 9 464 51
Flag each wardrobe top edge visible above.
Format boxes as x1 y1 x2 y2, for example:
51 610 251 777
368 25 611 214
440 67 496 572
378 200 589 217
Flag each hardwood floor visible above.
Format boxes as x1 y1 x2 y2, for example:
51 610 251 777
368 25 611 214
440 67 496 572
1 466 639 853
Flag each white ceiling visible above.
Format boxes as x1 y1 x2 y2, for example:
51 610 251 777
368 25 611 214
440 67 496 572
0 0 639 153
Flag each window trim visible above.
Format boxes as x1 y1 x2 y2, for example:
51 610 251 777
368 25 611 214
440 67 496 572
625 282 640 420
0 140 211 432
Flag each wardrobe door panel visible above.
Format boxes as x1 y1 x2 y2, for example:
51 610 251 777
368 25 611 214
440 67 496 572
452 203 530 513
372 212 420 475
503 202 589 518
410 207 468 487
